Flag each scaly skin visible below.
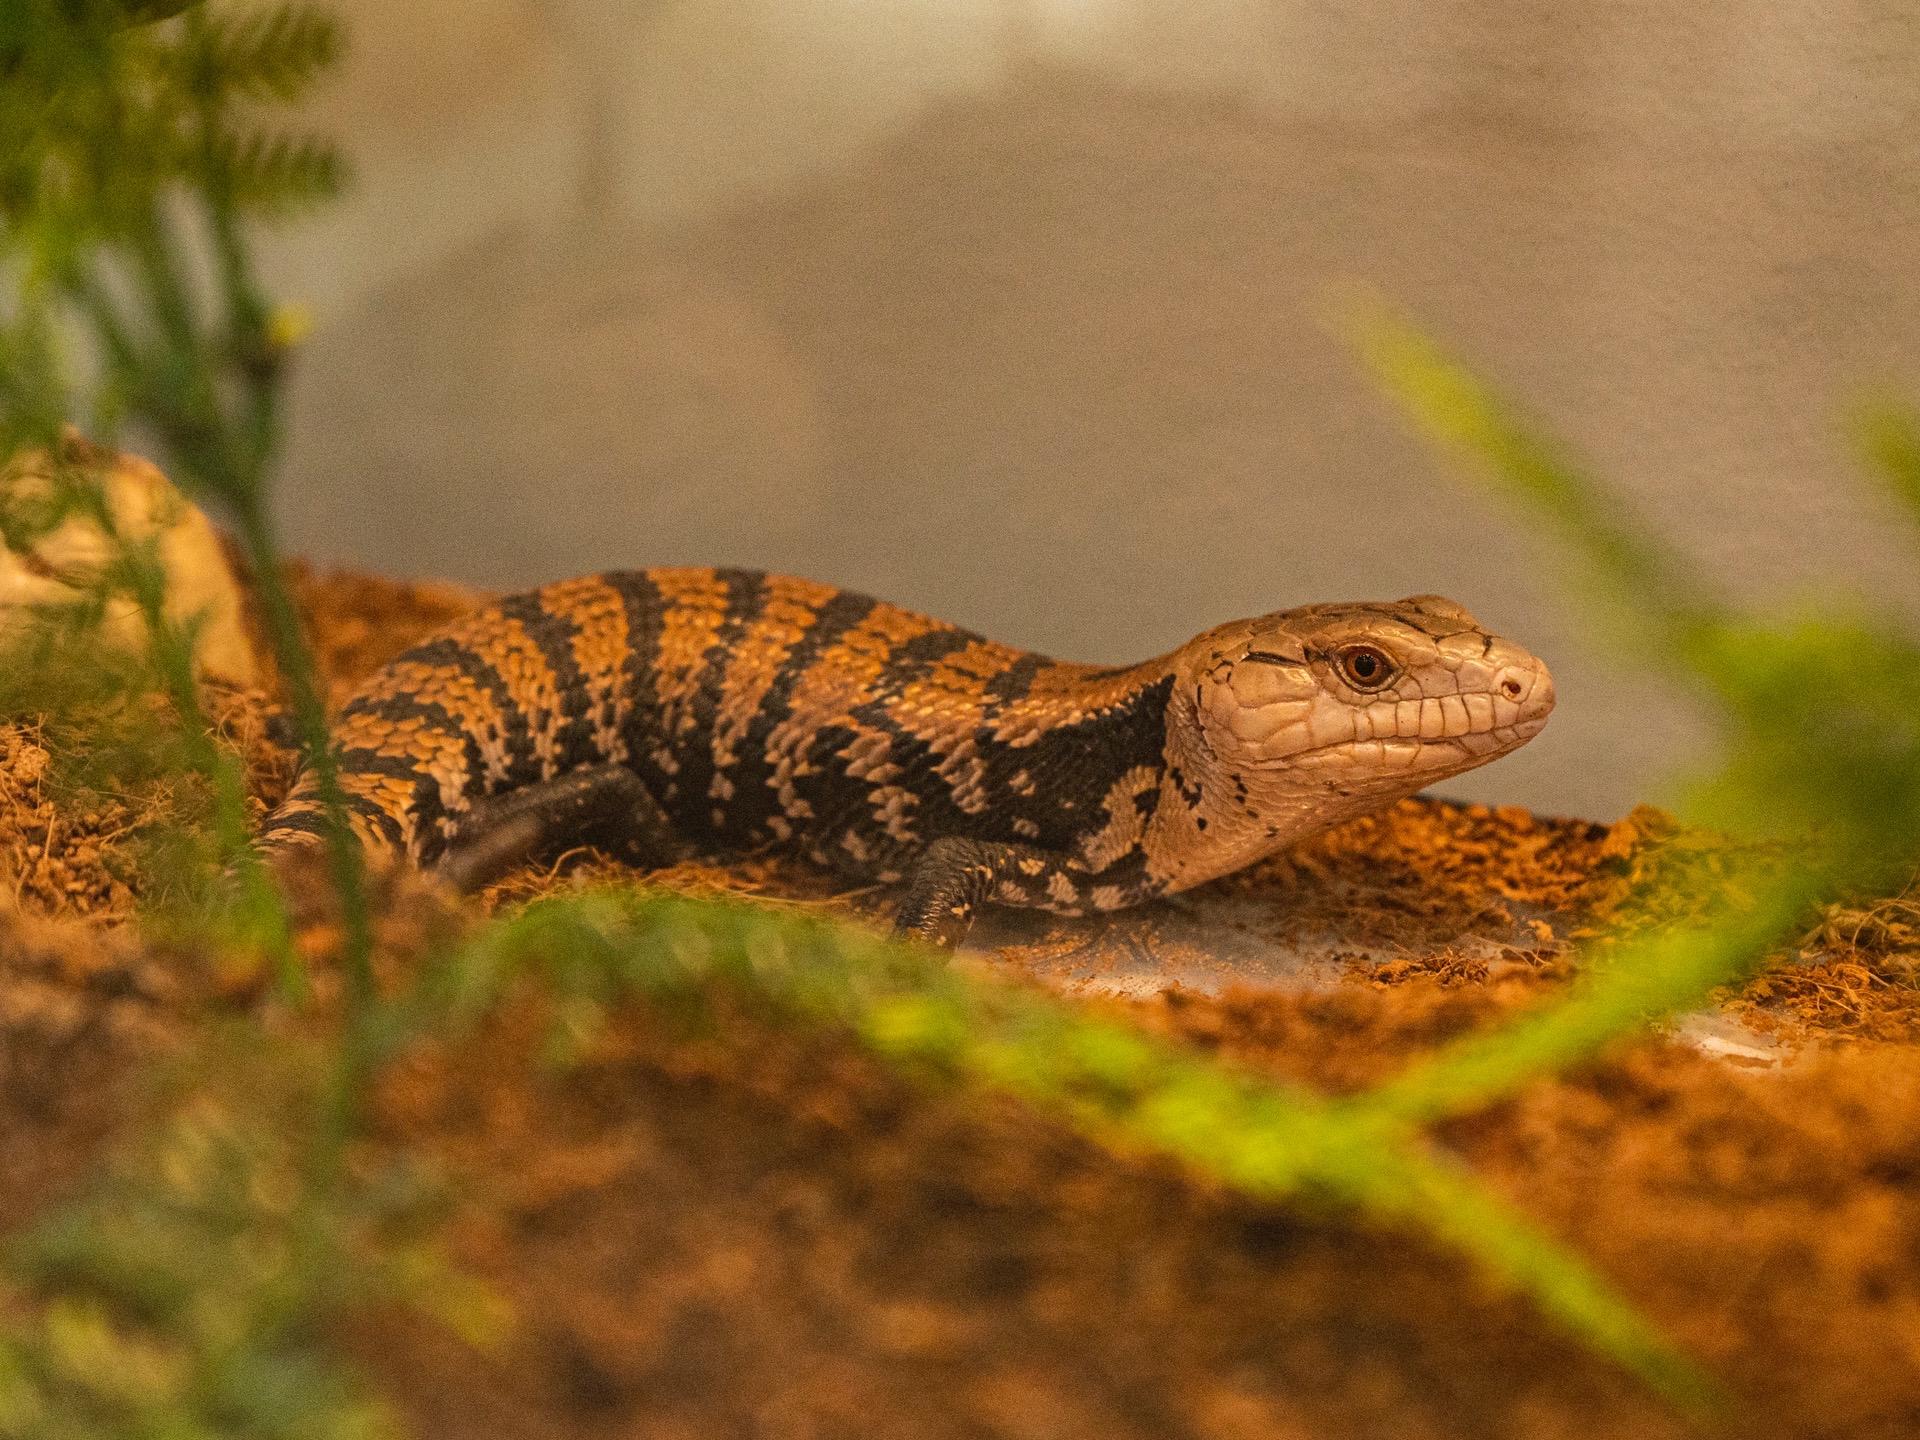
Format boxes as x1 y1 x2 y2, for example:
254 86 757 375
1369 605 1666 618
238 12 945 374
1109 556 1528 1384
258 568 1555 945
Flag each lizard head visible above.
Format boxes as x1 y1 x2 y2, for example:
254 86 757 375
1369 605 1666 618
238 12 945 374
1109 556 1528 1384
1178 593 1554 811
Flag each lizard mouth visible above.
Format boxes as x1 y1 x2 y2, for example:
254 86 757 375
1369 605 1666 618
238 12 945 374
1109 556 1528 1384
1280 680 1554 773
1283 723 1541 773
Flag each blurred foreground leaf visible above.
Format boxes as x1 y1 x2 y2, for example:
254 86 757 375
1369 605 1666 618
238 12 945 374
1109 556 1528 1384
0 1040 493 1440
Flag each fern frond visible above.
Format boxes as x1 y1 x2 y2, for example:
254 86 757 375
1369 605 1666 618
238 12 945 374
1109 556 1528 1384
171 3 344 107
201 127 345 212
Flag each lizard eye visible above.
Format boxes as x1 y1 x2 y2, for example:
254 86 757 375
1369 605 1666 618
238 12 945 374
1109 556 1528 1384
1336 644 1395 691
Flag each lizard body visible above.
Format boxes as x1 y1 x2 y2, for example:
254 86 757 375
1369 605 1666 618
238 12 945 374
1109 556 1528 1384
258 567 1554 945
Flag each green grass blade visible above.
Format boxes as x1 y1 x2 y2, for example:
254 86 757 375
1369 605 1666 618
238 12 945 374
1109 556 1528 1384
1344 296 1724 659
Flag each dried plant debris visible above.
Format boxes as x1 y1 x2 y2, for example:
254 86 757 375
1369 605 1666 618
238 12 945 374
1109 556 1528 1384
0 721 144 920
475 849 855 915
1742 886 1920 1041
0 682 293 922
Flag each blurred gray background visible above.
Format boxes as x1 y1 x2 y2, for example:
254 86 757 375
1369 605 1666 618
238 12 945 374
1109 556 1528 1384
260 0 1920 821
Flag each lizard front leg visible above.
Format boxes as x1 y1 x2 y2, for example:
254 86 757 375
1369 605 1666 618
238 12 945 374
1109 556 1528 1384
892 836 1141 949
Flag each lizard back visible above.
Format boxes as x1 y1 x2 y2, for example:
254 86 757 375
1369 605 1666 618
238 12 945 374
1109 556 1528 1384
260 566 1177 887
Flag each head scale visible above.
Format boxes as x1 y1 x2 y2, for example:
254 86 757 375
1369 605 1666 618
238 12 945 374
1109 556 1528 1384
1155 594 1554 883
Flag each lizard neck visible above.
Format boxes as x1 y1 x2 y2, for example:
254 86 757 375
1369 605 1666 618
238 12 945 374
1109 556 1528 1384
1141 678 1328 893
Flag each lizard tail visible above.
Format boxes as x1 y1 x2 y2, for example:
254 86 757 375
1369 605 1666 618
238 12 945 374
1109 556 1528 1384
256 571 650 871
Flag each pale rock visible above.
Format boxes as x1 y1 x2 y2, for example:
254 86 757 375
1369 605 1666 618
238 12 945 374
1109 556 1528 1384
0 438 258 687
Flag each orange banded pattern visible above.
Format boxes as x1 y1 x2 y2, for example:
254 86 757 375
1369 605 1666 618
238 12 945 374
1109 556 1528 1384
257 567 1178 888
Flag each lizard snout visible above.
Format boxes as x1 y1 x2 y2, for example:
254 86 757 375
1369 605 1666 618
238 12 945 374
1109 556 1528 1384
1491 652 1555 734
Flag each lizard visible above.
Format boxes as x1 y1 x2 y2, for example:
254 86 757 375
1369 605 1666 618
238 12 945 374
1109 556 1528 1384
257 567 1555 947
